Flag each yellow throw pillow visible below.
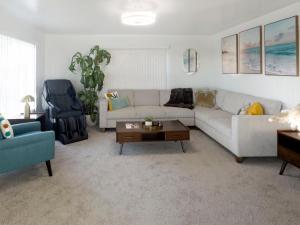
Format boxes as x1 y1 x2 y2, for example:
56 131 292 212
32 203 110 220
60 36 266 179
104 91 119 111
247 102 264 115
108 100 113 111
104 91 119 100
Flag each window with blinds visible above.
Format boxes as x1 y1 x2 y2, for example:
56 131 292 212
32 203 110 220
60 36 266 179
104 48 167 90
0 34 36 116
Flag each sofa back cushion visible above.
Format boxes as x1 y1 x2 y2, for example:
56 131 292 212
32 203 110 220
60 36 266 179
216 89 282 115
108 90 134 106
134 90 160 106
160 90 171 106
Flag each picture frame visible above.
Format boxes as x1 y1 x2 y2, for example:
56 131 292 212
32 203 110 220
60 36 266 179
264 16 299 76
238 26 262 74
221 34 238 74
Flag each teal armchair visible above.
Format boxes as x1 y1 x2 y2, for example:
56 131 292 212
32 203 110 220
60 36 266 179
0 122 55 176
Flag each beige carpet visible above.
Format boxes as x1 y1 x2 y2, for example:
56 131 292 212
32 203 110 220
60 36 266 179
0 128 299 225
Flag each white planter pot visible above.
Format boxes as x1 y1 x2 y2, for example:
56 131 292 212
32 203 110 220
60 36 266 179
86 115 96 127
145 121 152 126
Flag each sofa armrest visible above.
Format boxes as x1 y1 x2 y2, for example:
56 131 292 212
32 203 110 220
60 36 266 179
0 131 55 151
12 122 41 136
232 115 289 157
99 98 108 128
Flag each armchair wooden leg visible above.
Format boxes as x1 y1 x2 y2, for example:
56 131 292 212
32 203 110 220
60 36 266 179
46 160 53 176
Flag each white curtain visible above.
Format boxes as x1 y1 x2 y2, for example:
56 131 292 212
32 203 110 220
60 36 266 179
0 34 36 116
104 48 167 90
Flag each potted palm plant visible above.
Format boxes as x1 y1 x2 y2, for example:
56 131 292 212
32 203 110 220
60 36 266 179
69 45 111 126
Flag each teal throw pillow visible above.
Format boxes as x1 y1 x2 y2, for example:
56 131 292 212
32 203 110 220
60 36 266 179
111 97 129 110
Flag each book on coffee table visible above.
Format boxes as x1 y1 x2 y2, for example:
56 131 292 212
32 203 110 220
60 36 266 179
125 123 140 129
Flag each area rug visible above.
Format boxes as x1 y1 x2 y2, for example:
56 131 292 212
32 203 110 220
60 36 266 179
0 128 299 225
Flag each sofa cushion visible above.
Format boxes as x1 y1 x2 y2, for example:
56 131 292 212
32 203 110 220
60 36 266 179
134 90 160 106
135 106 166 118
164 107 194 118
108 90 134 106
160 90 171 106
218 91 246 114
215 89 226 109
194 106 233 121
194 106 232 137
206 117 232 137
107 107 136 119
216 89 282 115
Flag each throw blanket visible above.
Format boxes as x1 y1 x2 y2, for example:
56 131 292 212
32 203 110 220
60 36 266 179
164 88 194 109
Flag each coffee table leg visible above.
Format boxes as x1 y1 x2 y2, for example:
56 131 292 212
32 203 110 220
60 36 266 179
180 141 185 153
119 144 124 155
279 161 288 175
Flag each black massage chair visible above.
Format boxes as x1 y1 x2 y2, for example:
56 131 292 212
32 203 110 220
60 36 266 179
42 79 88 144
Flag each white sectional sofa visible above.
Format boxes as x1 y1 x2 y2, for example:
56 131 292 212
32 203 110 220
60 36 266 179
99 89 288 161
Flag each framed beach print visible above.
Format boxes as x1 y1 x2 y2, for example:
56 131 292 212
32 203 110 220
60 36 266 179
183 48 199 75
264 16 299 76
221 34 238 74
239 26 262 74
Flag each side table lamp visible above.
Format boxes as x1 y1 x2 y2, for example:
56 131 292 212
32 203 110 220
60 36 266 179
21 95 35 119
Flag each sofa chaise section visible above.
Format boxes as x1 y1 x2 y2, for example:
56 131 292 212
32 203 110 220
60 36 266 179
194 89 289 161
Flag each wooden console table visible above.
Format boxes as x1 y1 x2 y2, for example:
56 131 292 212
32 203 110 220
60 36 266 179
277 130 300 175
9 113 46 131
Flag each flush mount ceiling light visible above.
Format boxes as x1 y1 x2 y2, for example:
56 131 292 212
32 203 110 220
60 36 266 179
121 0 156 26
121 11 156 26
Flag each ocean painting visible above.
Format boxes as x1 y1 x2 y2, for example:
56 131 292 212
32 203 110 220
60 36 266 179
222 34 238 74
265 16 299 76
239 26 262 74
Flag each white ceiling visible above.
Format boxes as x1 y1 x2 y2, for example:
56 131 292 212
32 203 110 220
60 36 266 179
0 0 299 35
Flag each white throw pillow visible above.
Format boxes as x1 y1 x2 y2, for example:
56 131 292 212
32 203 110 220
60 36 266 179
238 104 250 115
0 114 14 139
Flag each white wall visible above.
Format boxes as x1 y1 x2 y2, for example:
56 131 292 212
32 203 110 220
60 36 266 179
0 11 45 111
212 2 300 108
1 3 299 116
44 34 216 92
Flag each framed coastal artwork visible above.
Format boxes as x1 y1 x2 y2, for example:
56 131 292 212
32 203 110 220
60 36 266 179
239 26 262 74
183 48 199 75
221 34 238 74
264 16 299 76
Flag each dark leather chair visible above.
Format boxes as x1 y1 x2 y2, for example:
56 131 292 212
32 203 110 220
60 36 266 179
42 79 88 144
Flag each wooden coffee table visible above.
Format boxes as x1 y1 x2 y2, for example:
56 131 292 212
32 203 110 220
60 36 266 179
116 120 190 155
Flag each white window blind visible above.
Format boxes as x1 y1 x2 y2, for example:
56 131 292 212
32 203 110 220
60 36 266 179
104 48 167 89
0 34 36 116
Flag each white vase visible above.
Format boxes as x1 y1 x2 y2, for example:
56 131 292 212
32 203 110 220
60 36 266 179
86 115 96 127
145 121 152 126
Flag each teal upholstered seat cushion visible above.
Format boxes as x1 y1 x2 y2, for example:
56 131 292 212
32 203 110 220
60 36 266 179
111 97 129 110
